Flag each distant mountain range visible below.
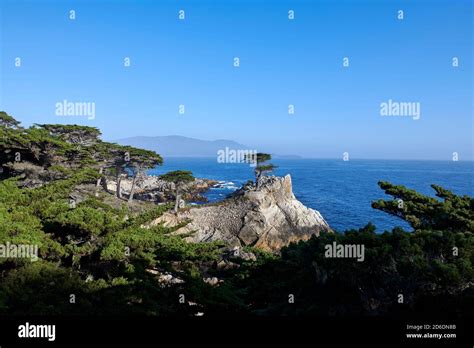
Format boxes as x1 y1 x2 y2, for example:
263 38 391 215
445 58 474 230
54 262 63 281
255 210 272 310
114 135 302 159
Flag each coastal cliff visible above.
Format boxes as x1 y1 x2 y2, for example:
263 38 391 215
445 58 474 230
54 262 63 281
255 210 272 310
149 174 330 251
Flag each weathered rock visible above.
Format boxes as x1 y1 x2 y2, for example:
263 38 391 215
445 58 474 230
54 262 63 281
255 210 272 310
146 269 185 286
203 277 221 286
225 246 257 261
150 175 330 252
214 259 240 270
107 176 217 203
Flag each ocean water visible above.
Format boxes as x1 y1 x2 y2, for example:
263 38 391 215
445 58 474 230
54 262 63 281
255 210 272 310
148 158 474 232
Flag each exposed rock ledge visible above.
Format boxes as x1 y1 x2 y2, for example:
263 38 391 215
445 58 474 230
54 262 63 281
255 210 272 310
107 176 216 202
148 175 330 252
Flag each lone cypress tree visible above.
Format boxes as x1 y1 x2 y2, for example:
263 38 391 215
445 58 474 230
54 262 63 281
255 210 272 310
159 170 195 213
245 153 277 189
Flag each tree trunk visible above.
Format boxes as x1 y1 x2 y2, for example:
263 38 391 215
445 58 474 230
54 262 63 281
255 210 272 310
95 167 104 197
116 167 122 198
256 170 262 190
174 187 180 213
116 176 122 198
101 175 108 193
128 172 138 203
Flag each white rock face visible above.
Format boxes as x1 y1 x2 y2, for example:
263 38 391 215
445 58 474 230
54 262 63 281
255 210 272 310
150 175 330 251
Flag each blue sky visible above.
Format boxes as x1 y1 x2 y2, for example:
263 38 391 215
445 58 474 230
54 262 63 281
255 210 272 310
0 0 472 160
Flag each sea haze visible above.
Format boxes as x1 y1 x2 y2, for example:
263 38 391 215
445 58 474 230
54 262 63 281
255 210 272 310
115 136 302 159
116 136 251 157
148 158 474 232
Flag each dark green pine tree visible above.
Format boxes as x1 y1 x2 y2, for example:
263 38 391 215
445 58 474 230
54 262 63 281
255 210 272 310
159 170 195 213
372 181 474 232
245 152 277 189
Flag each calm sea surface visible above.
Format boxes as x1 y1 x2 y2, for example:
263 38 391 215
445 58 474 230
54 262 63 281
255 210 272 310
148 158 474 232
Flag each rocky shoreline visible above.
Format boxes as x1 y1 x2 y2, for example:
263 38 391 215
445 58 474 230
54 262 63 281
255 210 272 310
107 175 218 204
147 174 331 251
106 172 331 252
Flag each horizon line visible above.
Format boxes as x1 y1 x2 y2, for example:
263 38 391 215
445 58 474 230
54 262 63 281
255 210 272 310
158 156 474 162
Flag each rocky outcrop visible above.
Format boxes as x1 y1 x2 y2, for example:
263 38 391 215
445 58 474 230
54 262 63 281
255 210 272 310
107 176 217 203
150 175 330 251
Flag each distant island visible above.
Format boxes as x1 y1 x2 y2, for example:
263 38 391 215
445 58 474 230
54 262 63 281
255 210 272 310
115 135 303 159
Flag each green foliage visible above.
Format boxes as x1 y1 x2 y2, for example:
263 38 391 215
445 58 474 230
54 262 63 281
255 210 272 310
159 171 195 212
244 152 271 164
256 164 277 174
0 261 90 314
372 181 474 232
244 153 277 183
235 187 474 316
0 111 21 128
124 204 172 227
1 112 162 180
159 170 194 184
35 123 102 140
0 164 223 315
